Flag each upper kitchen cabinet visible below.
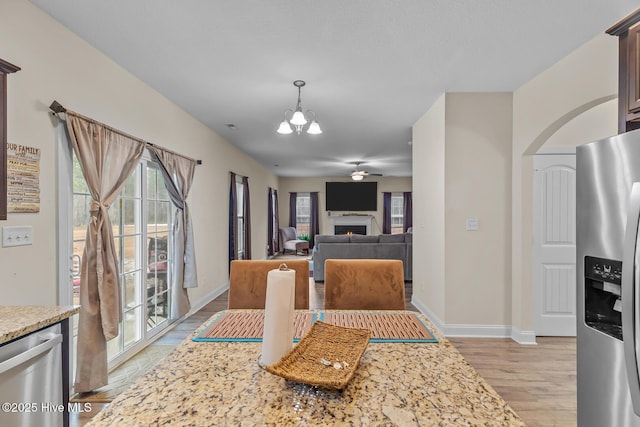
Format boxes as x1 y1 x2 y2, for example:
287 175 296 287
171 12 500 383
607 9 640 133
0 58 21 220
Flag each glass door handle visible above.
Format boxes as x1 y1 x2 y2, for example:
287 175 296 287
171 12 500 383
70 254 81 277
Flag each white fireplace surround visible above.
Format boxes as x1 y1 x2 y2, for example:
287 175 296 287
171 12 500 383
328 215 373 235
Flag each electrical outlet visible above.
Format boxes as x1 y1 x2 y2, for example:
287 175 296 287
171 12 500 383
2 226 33 247
465 218 479 231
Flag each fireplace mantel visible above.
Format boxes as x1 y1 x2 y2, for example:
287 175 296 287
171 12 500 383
328 215 373 235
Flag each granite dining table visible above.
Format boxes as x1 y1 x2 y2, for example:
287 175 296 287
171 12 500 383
86 310 523 426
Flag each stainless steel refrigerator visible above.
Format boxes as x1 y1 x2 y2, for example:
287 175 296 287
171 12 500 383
577 128 640 426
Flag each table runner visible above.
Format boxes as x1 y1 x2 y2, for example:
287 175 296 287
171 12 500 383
193 311 437 343
322 312 437 342
193 311 315 342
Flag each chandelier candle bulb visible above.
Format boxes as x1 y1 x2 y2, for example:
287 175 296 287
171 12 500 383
260 265 296 366
276 80 322 135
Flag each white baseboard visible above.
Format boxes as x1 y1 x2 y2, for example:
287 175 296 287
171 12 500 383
444 323 512 338
510 327 537 345
412 296 537 344
411 297 445 335
187 281 229 317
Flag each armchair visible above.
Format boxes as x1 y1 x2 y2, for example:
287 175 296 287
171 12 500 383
279 227 309 255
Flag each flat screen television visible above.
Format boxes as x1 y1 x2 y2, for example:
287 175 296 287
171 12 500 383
325 181 377 211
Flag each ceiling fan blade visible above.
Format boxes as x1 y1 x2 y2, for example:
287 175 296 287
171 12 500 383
350 162 383 178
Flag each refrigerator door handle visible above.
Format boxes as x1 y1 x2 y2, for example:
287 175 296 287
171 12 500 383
623 182 640 415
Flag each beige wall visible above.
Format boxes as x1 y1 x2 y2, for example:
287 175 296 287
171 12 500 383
0 1 277 306
444 93 513 325
413 35 617 339
277 176 412 237
412 94 446 322
511 33 618 335
542 98 617 149
412 93 512 328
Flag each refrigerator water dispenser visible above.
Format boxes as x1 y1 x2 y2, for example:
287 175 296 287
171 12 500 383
584 256 623 340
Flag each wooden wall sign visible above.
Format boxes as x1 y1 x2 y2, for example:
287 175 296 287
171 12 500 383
6 143 40 213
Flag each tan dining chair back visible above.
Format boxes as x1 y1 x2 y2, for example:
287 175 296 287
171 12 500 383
228 259 310 309
324 259 405 310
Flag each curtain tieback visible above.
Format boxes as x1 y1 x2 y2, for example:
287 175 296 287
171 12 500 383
89 200 110 307
90 200 109 213
89 200 110 227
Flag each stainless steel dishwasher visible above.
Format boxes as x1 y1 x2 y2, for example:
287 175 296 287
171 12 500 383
0 323 63 427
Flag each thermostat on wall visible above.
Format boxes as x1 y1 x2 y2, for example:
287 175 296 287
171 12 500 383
465 218 479 231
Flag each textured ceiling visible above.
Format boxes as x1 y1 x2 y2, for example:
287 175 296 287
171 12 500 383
30 0 639 178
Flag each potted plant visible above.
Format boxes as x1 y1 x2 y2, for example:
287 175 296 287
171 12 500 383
299 233 311 242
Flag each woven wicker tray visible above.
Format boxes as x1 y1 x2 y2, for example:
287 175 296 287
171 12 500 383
265 321 370 389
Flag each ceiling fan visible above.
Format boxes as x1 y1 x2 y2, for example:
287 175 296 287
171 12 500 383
350 162 382 181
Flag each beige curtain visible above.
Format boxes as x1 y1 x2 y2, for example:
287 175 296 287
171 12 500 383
66 111 145 393
149 146 197 319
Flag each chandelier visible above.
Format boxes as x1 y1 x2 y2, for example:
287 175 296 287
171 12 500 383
276 80 323 135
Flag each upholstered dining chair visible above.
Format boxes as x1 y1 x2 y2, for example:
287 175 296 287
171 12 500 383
324 259 405 310
228 259 310 309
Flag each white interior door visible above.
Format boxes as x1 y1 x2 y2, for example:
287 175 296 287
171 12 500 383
533 153 577 336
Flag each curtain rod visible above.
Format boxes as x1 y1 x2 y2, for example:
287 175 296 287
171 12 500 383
49 100 202 165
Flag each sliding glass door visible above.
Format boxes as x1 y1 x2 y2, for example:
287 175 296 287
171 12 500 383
145 165 173 329
71 153 173 367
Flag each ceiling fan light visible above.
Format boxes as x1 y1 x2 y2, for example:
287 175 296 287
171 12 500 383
290 109 307 126
351 174 364 181
307 120 322 135
277 120 293 134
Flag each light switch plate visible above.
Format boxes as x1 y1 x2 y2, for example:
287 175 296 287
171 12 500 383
465 218 479 231
2 226 33 247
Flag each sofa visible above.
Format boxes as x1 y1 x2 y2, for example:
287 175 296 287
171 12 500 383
312 232 412 281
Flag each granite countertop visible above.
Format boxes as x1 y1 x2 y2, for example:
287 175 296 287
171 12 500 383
87 311 523 426
0 305 80 345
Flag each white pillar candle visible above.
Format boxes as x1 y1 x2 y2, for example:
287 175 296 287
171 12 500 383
260 265 295 366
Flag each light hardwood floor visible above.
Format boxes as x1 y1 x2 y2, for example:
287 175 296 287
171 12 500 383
450 336 576 427
74 279 577 426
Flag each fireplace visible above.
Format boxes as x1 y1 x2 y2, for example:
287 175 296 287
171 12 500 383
334 225 367 235
328 215 373 235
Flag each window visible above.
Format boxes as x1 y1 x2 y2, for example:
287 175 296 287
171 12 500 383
391 193 404 234
71 153 174 367
295 193 310 235
269 189 278 254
